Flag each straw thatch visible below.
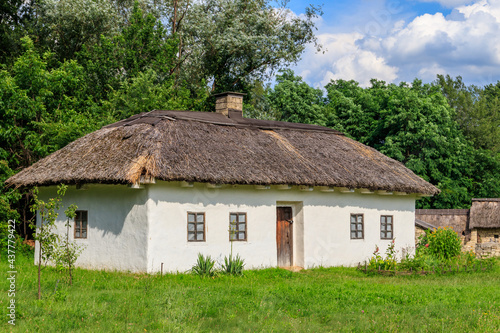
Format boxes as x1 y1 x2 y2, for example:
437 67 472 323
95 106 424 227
6 109 439 195
469 199 500 228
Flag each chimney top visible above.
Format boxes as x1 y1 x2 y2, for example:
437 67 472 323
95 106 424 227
214 92 245 117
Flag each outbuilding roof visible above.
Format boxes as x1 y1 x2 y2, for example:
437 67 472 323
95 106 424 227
6 109 439 195
469 199 500 228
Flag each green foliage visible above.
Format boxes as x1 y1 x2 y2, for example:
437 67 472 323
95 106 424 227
30 184 67 299
0 0 34 63
79 2 179 102
270 70 331 126
436 75 500 153
1 256 499 331
180 0 322 93
221 254 245 276
191 253 217 277
34 0 121 61
322 77 500 208
367 240 397 271
418 227 462 260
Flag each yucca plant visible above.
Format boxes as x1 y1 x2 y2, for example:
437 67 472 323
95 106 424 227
222 254 245 276
191 253 216 277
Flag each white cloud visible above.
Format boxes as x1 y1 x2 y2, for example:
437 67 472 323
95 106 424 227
293 0 500 87
417 0 476 8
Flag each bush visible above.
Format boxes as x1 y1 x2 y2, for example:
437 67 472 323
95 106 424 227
418 227 461 260
191 253 217 277
221 254 245 276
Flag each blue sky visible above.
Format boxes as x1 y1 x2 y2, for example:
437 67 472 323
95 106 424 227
281 0 500 87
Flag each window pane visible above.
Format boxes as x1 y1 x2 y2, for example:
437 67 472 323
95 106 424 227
196 223 204 232
188 232 195 240
387 231 392 239
230 224 236 231
188 223 195 231
197 214 204 223
238 232 245 240
357 231 362 238
387 224 392 231
357 215 362 223
351 215 356 223
188 214 195 222
230 233 236 240
75 230 80 238
357 223 362 230
351 223 356 231
381 223 386 231
197 233 204 241
351 231 357 238
230 214 237 223
381 231 384 238
239 214 246 222
238 223 245 231
82 231 87 238
82 221 87 229
387 216 392 223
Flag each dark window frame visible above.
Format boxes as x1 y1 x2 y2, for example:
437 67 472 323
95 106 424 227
350 214 364 240
229 212 247 241
187 212 205 242
74 210 88 239
380 215 394 240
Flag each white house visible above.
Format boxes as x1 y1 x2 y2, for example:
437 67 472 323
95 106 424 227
7 92 439 273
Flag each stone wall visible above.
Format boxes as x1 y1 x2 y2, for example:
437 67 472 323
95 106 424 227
415 225 426 245
415 209 469 235
475 242 500 258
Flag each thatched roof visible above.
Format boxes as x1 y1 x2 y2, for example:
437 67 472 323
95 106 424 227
6 109 439 195
470 199 500 228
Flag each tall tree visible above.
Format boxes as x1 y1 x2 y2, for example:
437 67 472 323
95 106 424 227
269 70 329 126
178 0 322 94
435 75 500 153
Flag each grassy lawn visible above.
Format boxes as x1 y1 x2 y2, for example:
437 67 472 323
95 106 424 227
1 255 499 332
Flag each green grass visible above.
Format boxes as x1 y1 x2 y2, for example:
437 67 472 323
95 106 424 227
1 255 499 332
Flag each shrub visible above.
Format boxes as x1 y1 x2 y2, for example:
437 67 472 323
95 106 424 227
419 227 461 260
191 253 217 277
221 254 245 276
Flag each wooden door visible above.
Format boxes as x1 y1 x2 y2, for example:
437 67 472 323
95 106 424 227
276 207 293 267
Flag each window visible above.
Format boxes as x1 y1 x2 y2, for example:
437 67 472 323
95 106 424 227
380 215 393 239
187 212 205 242
74 210 88 239
229 213 247 241
350 214 364 239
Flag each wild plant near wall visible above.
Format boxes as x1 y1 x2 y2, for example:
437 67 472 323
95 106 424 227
368 240 397 270
222 254 245 276
191 253 216 277
418 227 462 260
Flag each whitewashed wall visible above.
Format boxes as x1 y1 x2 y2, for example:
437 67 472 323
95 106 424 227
147 182 416 273
36 185 149 272
36 182 416 273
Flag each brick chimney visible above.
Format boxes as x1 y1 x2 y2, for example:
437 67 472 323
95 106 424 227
214 92 245 117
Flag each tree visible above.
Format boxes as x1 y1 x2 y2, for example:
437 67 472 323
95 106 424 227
0 0 34 63
53 204 84 286
177 0 322 94
321 78 500 208
78 1 181 104
30 185 66 299
32 0 121 61
435 75 500 153
269 70 330 126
